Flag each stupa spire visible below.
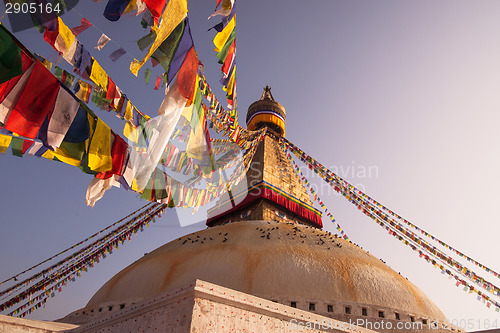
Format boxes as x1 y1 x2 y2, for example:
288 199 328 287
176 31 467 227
206 88 322 228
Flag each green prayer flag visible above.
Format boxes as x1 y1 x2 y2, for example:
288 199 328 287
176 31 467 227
216 29 235 64
144 68 151 84
0 25 23 84
137 30 157 51
151 19 186 74
11 137 24 157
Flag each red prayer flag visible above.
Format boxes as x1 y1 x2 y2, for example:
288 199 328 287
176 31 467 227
154 76 161 90
177 47 198 101
0 52 34 103
221 40 235 75
143 0 167 21
96 134 128 179
43 20 59 51
106 78 117 100
70 18 92 36
22 139 34 154
5 62 60 138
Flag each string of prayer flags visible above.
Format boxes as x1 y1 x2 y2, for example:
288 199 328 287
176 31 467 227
280 141 349 240
73 80 92 103
95 33 111 50
35 14 151 137
43 17 76 56
281 137 500 312
53 67 76 88
210 0 237 125
70 18 92 36
1 204 166 317
130 0 188 76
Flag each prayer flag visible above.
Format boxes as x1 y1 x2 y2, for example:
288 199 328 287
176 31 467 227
95 34 111 50
73 43 92 80
143 0 167 20
144 68 152 84
221 39 235 75
90 60 108 89
96 133 128 179
26 141 47 156
70 18 92 36
87 118 112 172
10 136 25 157
0 62 35 125
0 25 23 84
74 80 92 103
53 18 76 56
150 18 193 83
137 30 157 51
54 67 76 88
109 47 126 62
165 19 193 83
213 16 235 53
216 29 235 63
130 0 187 76
47 84 80 148
5 61 60 139
177 47 198 101
103 0 130 21
0 133 12 154
154 76 161 90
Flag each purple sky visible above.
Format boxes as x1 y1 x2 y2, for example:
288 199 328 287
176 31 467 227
1 0 500 329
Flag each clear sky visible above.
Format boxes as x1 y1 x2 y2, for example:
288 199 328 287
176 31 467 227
1 0 500 330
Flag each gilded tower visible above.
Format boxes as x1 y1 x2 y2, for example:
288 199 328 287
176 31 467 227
206 86 323 227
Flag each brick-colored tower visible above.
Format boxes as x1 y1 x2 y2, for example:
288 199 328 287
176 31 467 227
207 87 322 228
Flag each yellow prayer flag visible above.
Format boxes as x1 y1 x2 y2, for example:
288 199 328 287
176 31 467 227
124 100 133 121
223 66 236 94
213 16 235 53
90 61 108 89
124 0 140 14
42 59 52 71
186 106 206 160
55 17 76 56
0 134 12 154
123 122 138 142
131 179 142 192
87 118 112 172
51 146 81 166
181 104 194 123
130 0 188 76
41 149 56 160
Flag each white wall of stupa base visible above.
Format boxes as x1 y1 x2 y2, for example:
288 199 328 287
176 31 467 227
0 314 77 333
54 279 458 333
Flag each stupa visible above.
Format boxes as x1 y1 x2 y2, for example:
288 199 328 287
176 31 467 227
2 87 458 332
